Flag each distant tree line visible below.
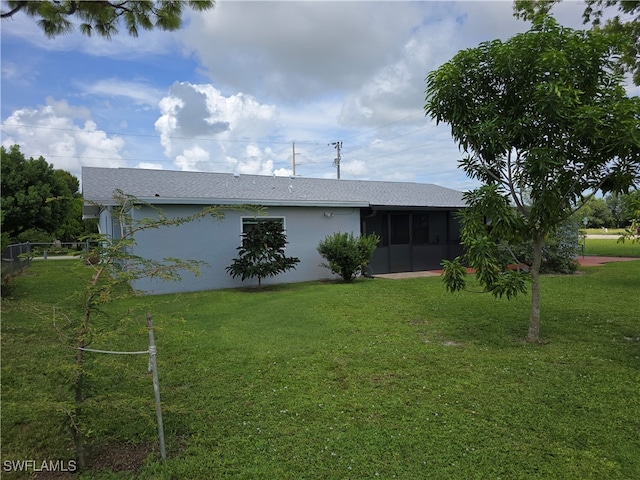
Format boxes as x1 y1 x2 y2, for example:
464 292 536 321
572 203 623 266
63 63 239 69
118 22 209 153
1 145 97 251
575 193 640 229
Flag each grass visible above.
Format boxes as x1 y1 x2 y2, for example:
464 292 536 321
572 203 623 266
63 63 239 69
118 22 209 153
583 237 640 257
584 228 627 236
2 255 640 479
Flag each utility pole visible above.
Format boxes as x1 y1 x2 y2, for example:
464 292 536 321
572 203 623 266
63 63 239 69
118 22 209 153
330 141 342 179
292 142 296 176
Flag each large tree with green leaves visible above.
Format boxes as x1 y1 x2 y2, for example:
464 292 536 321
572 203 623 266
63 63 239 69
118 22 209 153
425 18 640 343
1 0 214 38
514 0 640 85
1 145 78 243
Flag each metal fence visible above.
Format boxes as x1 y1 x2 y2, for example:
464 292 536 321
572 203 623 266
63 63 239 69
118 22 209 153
1 241 92 277
1 242 32 277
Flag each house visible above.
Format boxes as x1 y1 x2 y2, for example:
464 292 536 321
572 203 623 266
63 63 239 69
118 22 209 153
82 167 466 294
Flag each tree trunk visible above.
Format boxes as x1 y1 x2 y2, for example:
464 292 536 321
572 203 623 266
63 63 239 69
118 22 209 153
74 341 86 470
527 233 544 343
72 304 92 471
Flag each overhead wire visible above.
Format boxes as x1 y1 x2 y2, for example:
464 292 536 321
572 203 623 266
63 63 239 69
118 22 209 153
1 110 445 178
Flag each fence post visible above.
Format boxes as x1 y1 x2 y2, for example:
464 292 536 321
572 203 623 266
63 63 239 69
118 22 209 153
147 313 166 460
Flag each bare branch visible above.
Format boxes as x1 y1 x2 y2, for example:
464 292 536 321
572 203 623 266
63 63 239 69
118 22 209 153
0 1 26 18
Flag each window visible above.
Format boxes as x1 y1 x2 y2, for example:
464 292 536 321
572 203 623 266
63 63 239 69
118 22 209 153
241 216 286 235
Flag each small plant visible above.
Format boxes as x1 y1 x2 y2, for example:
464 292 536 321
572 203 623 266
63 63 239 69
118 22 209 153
1 271 17 297
226 220 300 288
62 190 225 470
317 232 380 282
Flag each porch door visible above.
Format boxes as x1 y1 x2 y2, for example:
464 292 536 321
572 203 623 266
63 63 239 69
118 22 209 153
363 213 388 274
389 213 411 272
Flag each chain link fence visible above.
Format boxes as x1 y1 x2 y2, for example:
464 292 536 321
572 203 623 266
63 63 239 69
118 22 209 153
1 242 32 277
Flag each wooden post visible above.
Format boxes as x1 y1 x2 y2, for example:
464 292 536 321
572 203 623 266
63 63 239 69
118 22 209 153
147 313 166 460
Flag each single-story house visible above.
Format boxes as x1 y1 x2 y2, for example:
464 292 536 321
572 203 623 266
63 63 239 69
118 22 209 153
82 167 466 294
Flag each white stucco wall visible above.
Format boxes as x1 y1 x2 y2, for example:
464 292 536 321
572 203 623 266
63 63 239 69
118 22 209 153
121 204 361 294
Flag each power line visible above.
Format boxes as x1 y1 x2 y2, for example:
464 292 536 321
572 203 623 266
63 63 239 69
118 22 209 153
0 122 322 147
342 111 425 142
2 112 449 179
308 112 427 159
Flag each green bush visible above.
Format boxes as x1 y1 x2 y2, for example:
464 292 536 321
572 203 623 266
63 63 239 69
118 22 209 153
1 270 18 298
507 217 581 274
317 232 380 282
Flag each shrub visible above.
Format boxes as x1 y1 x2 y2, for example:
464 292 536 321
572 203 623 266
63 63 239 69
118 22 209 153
317 232 380 282
508 217 581 274
1 270 18 297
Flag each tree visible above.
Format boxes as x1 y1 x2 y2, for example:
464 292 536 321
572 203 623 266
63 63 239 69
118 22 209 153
1 145 77 242
67 190 225 469
1 0 214 39
514 0 640 85
604 192 627 227
226 220 300 289
578 197 616 229
617 189 640 243
425 18 640 343
317 232 380 282
620 190 640 226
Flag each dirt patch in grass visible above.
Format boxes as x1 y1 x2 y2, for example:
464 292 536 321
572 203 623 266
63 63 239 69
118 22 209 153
33 442 155 479
90 442 155 474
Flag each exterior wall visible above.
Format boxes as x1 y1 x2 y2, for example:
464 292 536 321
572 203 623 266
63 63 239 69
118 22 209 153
127 204 361 294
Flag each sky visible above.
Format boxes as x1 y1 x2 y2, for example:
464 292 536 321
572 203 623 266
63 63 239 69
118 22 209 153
0 0 615 192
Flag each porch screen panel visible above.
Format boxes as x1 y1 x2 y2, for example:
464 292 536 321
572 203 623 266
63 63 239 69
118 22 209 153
429 212 447 244
389 213 411 272
364 213 389 274
412 213 429 245
390 214 410 244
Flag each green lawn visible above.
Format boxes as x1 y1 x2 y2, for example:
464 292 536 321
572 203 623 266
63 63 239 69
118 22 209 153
2 258 640 479
583 237 640 257
584 228 627 236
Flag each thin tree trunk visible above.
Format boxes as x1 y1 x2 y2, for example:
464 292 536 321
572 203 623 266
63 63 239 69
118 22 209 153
72 265 106 469
527 233 544 343
73 305 91 471
73 351 85 471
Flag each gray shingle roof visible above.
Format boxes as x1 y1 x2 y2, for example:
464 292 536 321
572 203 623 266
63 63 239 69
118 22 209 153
82 167 466 208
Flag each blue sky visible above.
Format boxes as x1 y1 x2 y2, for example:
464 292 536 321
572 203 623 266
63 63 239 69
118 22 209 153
1 1 604 191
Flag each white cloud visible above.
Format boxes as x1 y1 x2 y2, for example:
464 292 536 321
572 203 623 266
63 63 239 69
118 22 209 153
137 162 164 170
180 1 426 101
1 98 126 179
154 82 279 175
79 79 164 108
0 61 17 80
175 145 213 172
1 0 606 193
